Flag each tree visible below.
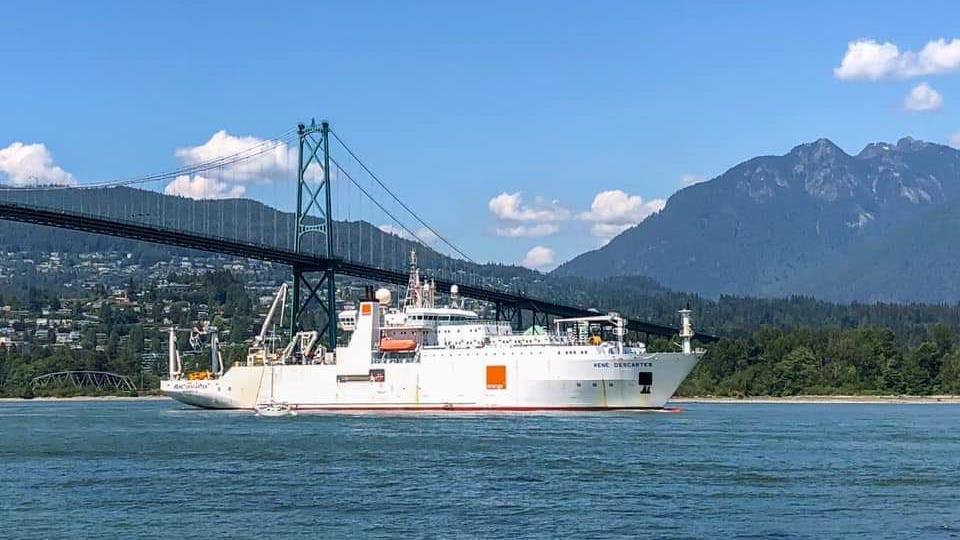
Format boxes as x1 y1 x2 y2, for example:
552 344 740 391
907 342 941 393
930 324 955 355
129 324 145 355
772 346 820 396
939 350 960 395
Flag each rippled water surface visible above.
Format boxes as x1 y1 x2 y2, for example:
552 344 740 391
2 400 959 539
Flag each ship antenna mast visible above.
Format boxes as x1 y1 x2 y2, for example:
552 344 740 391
403 250 423 308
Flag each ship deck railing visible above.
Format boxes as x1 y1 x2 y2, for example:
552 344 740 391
434 318 512 327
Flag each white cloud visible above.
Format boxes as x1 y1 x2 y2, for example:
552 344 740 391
414 227 440 247
949 132 960 149
0 142 75 186
589 222 633 240
378 224 408 237
522 245 555 269
175 130 321 182
488 192 570 222
495 223 560 238
579 190 665 242
579 189 665 241
164 174 246 199
904 82 943 112
834 38 960 80
378 224 441 247
834 40 903 80
680 174 705 188
915 38 960 75
488 188 665 245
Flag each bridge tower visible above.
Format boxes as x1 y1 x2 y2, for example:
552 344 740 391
290 120 337 351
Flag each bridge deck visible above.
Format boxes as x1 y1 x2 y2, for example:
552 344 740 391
0 201 717 342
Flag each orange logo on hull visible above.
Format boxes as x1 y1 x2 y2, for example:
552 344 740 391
486 365 506 390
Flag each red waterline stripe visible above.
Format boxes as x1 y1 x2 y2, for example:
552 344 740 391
240 405 680 412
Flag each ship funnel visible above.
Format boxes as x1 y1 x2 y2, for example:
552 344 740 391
347 295 380 353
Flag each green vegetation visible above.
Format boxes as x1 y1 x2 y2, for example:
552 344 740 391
0 271 257 397
679 325 960 397
2 265 960 398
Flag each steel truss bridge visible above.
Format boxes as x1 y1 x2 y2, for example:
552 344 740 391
31 371 136 392
0 120 718 345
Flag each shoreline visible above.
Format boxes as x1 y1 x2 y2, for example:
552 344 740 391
0 395 169 402
673 395 960 404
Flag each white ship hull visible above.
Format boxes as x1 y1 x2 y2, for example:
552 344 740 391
161 349 701 411
162 254 706 413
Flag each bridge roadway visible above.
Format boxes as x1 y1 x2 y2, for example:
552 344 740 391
0 201 717 342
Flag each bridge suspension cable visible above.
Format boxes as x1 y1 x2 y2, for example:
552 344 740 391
329 129 476 264
329 157 458 260
0 127 298 191
0 121 479 277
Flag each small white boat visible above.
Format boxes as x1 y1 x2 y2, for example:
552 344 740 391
255 402 297 417
254 360 297 416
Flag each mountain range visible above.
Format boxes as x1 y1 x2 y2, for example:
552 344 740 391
5 136 960 304
554 137 960 303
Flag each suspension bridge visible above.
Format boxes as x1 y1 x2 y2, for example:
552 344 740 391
0 120 718 347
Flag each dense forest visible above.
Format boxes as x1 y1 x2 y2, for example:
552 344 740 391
676 326 960 396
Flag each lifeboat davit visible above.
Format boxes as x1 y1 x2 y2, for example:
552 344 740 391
379 338 417 352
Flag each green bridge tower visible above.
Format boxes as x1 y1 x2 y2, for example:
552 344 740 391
290 120 337 351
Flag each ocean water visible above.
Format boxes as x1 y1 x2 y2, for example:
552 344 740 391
1 400 959 539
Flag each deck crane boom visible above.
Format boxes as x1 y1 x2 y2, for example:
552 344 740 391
246 283 289 366
255 283 288 347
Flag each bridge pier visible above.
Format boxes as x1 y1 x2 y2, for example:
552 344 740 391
291 264 338 348
494 302 550 332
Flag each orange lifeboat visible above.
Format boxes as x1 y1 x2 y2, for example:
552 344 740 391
379 338 418 352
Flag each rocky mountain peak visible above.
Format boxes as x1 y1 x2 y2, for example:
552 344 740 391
895 136 930 152
855 142 895 160
554 134 960 302
789 138 848 162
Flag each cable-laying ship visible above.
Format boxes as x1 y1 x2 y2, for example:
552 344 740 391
161 252 704 411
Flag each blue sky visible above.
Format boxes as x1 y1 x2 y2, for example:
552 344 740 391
3 1 960 268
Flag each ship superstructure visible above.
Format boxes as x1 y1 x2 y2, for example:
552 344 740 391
161 252 704 411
